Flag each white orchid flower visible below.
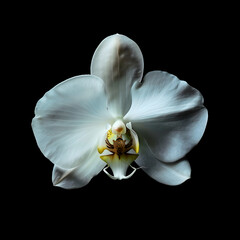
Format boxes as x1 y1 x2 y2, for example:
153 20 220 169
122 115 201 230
32 34 208 189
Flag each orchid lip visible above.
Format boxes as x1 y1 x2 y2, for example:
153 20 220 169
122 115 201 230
98 120 139 180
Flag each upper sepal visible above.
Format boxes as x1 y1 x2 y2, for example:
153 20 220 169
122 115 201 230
91 34 144 118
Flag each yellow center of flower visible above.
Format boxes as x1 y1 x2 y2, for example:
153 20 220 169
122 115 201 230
98 120 139 180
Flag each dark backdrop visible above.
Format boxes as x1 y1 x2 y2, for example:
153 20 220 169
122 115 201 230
10 3 225 238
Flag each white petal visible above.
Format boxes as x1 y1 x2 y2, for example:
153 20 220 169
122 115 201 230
91 34 144 118
32 75 111 169
136 139 191 185
52 148 106 189
124 71 208 162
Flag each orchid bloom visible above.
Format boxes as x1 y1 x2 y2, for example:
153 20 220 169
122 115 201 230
32 34 208 189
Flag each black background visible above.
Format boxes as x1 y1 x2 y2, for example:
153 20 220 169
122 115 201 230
8 2 230 238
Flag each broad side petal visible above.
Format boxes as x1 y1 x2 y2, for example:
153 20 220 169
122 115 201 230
91 34 144 118
32 75 111 169
124 71 208 162
136 139 191 185
52 148 106 189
